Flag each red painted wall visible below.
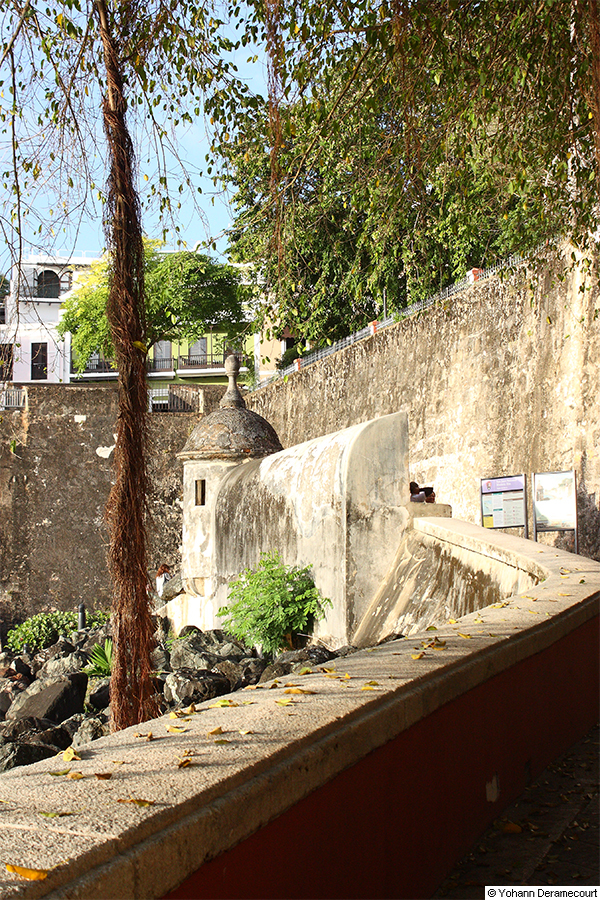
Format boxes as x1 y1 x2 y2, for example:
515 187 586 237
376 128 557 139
165 616 599 900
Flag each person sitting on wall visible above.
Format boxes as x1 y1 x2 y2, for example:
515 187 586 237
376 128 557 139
410 482 436 503
156 563 172 598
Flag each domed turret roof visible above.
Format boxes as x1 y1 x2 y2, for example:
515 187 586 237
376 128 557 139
178 355 283 460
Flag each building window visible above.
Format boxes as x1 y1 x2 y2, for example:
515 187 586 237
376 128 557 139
59 271 73 293
152 340 172 371
31 342 48 380
37 271 60 299
188 338 207 365
0 344 13 381
195 479 206 506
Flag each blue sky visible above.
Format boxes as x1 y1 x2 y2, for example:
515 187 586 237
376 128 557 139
73 45 266 261
0 36 266 271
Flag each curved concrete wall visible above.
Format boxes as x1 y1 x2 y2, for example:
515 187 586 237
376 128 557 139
353 516 545 646
211 412 410 646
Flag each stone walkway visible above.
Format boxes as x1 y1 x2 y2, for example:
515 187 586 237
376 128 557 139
434 724 599 898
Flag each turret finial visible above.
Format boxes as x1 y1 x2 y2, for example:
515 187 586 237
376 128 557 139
219 354 246 409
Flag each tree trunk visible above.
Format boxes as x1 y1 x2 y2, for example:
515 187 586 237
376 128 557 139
94 0 157 730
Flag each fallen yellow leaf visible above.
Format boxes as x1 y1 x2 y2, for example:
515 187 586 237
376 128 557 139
49 768 71 777
502 821 522 834
448 618 457 624
276 698 293 706
239 729 253 735
94 773 112 780
183 704 196 714
67 772 84 780
361 685 375 691
62 747 81 762
208 726 224 735
411 652 425 660
457 633 472 639
284 688 316 694
117 798 155 807
298 667 312 675
166 725 187 734
214 739 231 745
284 682 298 687
6 864 49 881
39 810 74 818
178 758 192 768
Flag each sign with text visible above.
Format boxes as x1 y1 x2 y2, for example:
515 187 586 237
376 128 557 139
481 474 527 530
533 470 576 532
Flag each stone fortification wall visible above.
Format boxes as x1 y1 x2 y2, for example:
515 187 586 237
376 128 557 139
247 246 600 560
0 384 223 628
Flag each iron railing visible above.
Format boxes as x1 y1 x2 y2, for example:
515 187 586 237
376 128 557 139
148 385 204 413
177 352 227 369
251 253 529 390
0 388 26 409
74 352 230 376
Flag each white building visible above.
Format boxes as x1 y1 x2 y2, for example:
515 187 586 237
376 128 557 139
0 252 96 384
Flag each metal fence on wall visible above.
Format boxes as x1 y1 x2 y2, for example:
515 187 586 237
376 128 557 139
0 388 26 410
251 252 528 390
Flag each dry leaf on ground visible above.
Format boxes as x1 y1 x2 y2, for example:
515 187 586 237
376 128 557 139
6 864 49 881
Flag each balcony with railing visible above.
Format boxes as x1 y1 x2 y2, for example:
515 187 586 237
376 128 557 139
175 351 227 370
72 350 235 378
71 355 118 376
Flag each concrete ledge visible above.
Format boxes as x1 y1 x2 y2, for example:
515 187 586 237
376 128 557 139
0 529 598 898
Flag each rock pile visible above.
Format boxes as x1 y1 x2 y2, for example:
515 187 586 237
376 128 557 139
0 619 357 772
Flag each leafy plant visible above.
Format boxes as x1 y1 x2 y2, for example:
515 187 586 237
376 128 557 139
85 639 113 678
217 551 331 656
6 610 110 654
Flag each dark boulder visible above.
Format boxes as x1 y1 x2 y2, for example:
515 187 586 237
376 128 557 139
258 661 294 683
9 656 33 680
89 679 110 710
0 741 59 772
5 672 87 724
211 660 243 692
238 657 268 686
163 668 230 707
151 646 171 674
169 634 219 672
72 716 108 747
38 650 89 679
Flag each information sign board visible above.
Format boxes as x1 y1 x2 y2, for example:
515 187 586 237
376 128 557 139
533 470 576 531
481 474 527 532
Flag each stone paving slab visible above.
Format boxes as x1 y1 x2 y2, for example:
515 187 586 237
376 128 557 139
434 724 599 897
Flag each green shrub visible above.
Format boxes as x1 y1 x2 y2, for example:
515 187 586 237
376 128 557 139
217 551 331 656
6 610 110 654
84 639 113 678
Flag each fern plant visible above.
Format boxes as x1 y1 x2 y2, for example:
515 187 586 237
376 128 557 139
217 551 331 656
84 639 113 678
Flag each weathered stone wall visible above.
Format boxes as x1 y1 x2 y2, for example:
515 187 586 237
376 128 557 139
247 246 600 561
0 385 223 628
